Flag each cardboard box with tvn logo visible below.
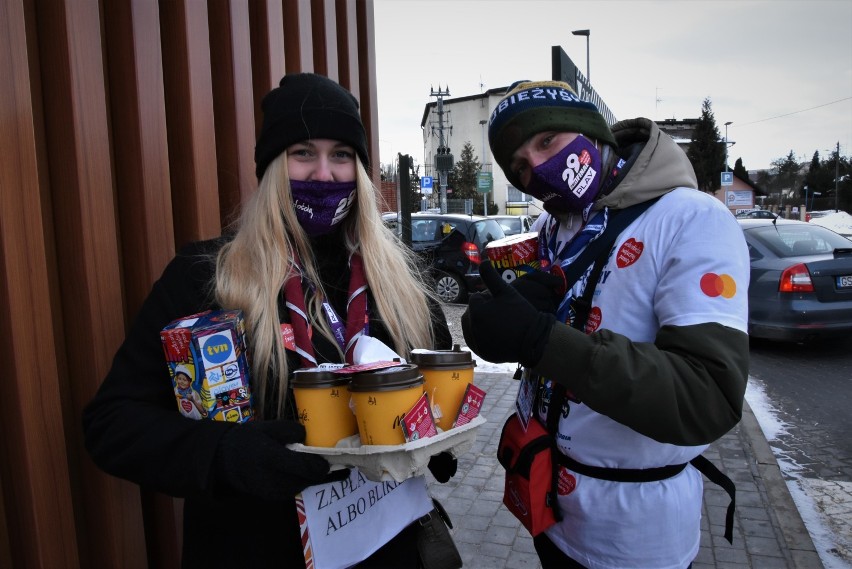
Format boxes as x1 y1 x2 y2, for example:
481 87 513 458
160 309 254 423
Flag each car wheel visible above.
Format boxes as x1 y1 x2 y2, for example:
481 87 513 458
434 271 466 304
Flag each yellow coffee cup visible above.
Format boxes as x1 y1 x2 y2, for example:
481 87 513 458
410 345 476 431
348 364 424 445
291 368 357 447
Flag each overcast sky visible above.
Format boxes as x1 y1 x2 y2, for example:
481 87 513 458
374 0 852 172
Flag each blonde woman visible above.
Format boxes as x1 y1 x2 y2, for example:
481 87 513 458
84 73 452 568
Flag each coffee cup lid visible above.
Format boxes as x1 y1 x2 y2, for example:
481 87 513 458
410 344 475 368
291 367 351 388
348 364 423 392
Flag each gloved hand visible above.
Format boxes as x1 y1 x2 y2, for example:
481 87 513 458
427 451 458 483
511 267 566 314
214 419 347 502
462 262 556 367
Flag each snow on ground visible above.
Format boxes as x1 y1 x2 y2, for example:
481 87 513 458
808 210 852 238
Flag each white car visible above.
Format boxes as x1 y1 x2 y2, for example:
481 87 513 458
490 214 534 236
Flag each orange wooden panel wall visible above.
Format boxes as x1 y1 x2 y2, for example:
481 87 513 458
0 1 380 566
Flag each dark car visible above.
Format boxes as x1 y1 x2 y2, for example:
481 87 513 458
383 212 506 303
735 209 778 220
738 218 852 342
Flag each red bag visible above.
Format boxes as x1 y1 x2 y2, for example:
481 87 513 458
496 413 560 536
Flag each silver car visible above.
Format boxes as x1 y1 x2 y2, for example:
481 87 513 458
739 218 852 342
490 214 534 236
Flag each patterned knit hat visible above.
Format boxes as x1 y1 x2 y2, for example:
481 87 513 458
254 73 369 180
488 80 616 189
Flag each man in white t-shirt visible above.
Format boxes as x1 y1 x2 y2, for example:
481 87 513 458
462 80 749 569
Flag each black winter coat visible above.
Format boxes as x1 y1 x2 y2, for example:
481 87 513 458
83 232 451 568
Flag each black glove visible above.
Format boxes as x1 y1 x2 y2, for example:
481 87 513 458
511 267 566 314
427 451 458 483
462 262 556 367
214 419 347 502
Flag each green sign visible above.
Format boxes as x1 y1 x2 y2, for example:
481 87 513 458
477 172 493 193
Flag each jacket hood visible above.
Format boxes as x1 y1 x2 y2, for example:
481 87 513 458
595 118 698 210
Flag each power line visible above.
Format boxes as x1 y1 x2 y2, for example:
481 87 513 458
736 96 852 127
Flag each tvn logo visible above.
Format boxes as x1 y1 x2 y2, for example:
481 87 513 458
202 332 235 366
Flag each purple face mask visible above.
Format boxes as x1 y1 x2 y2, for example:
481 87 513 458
525 135 603 215
290 180 357 236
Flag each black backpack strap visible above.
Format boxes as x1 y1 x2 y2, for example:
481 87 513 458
544 381 566 522
691 455 736 544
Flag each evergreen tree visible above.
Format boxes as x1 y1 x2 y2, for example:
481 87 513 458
686 98 725 193
407 159 423 213
802 151 824 202
733 158 749 182
449 141 481 201
771 151 802 200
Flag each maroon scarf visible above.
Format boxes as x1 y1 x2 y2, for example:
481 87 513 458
282 253 368 368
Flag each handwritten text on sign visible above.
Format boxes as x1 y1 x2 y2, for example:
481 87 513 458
300 468 432 569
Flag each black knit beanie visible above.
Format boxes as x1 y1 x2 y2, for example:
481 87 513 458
254 73 369 180
488 80 616 189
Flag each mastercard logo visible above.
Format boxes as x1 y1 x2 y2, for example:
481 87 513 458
700 273 737 298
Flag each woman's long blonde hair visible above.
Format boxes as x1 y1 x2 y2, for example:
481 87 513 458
214 153 437 418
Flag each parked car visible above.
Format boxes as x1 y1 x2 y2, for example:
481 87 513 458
491 214 535 236
738 217 852 342
382 212 507 303
735 209 778 220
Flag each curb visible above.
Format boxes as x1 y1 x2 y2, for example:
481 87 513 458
739 400 824 568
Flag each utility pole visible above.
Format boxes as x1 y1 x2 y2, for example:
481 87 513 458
431 85 453 214
835 141 840 212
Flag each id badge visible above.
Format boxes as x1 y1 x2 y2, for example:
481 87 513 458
514 367 536 431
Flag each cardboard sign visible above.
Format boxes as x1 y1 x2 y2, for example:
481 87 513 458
297 469 432 569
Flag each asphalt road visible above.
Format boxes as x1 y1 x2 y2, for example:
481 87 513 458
748 337 852 483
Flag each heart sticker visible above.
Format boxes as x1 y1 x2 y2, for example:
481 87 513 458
180 399 193 413
558 467 577 495
585 306 602 333
616 238 644 268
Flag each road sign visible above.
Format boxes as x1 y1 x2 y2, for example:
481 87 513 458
477 172 493 193
721 172 734 186
420 176 433 194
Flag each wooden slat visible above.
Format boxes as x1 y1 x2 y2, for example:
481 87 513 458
103 5 183 568
103 0 175 316
209 1 258 225
0 2 79 566
310 0 338 79
160 0 222 248
284 0 314 72
356 0 380 186
249 0 287 136
335 0 360 98
38 0 150 567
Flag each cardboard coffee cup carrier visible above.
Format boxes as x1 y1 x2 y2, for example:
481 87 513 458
290 359 487 481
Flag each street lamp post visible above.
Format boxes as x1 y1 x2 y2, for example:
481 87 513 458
572 29 590 82
724 121 732 172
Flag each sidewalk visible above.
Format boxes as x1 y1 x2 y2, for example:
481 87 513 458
426 370 824 569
